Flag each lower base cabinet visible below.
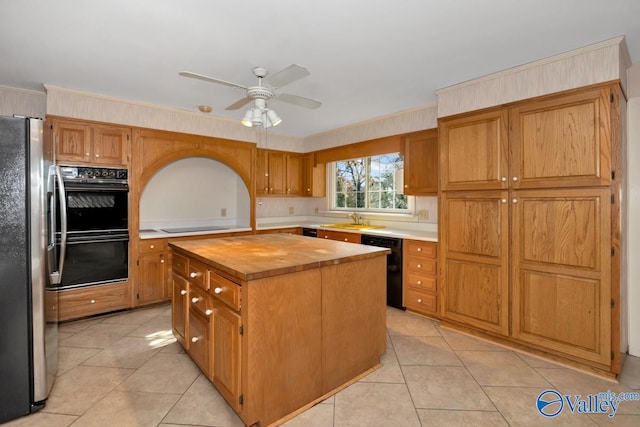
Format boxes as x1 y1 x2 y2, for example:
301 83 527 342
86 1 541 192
58 282 129 321
211 301 242 413
403 240 439 317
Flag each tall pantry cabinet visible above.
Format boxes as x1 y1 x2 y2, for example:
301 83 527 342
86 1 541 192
438 83 624 374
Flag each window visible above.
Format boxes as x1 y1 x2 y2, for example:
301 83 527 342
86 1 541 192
332 153 409 212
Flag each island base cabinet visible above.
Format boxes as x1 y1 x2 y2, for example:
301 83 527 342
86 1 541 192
172 274 188 347
211 302 242 413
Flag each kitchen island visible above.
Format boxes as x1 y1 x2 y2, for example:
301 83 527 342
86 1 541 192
169 234 390 427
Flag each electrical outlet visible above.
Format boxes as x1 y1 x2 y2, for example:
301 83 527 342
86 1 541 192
418 209 429 220
288 206 294 215
221 208 227 217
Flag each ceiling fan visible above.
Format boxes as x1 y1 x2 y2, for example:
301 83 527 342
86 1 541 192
179 64 321 128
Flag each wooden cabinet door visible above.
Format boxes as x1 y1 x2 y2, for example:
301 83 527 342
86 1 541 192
267 151 287 195
212 302 242 412
92 126 130 166
54 121 91 164
285 153 303 196
188 310 211 377
510 87 614 189
440 191 509 335
256 149 269 196
403 129 438 195
137 252 168 305
511 188 611 366
172 274 188 347
302 153 326 197
439 109 509 191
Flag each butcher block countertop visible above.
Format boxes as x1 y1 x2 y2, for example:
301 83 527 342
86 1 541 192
169 233 390 282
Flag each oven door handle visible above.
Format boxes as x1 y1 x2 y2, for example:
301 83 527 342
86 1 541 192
66 237 129 244
50 165 67 285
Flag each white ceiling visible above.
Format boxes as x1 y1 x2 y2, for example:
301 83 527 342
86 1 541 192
2 0 639 137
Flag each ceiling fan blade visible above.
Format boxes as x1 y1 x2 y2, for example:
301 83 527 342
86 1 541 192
179 71 247 90
278 93 322 110
225 97 252 110
267 64 310 88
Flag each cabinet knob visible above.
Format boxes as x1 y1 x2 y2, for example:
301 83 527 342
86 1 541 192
324 236 328 239
150 244 154 249
270 187 273 191
214 287 222 294
191 337 199 343
501 176 507 182
417 280 422 285
404 184 408 188
512 176 519 182
417 247 422 252
191 297 200 303
189 272 201 278
90 299 95 304
344 238 348 241
85 152 90 156
501 198 507 204
512 198 518 203
95 154 100 158
180 289 187 295
205 309 213 316
417 298 423 304
306 188 311 192
160 259 164 264
417 264 422 269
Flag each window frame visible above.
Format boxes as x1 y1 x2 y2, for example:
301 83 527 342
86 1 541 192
329 153 413 214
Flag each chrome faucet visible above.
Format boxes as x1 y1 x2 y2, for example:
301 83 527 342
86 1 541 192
347 211 362 224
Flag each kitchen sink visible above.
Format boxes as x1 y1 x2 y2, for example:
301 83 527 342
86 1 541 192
320 223 385 230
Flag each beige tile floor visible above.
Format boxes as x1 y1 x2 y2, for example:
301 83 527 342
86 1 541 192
3 303 640 427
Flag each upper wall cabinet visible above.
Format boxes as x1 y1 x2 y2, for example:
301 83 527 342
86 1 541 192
439 86 616 192
403 129 438 195
302 153 326 197
51 118 131 167
256 149 303 196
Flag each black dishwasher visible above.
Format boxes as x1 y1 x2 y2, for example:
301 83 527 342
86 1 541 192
360 235 404 309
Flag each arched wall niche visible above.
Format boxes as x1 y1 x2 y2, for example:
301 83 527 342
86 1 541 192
138 155 251 229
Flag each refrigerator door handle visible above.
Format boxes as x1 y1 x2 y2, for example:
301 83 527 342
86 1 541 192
50 166 67 285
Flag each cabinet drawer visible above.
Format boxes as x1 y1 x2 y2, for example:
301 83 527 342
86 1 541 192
58 282 128 321
319 230 361 243
173 253 189 278
404 288 437 314
189 285 213 318
406 256 437 275
188 310 211 377
139 239 167 253
188 259 209 290
209 271 241 311
405 240 437 258
406 273 437 292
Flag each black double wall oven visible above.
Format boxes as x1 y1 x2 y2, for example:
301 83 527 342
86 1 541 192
54 166 129 290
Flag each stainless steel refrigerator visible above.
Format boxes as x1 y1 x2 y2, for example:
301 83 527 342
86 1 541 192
0 116 59 423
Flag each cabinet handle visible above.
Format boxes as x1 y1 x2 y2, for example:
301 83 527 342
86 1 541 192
191 337 199 343
90 299 96 304
160 259 164 264
85 152 90 156
417 247 422 252
417 264 422 268
512 198 518 204
344 238 348 241
501 176 507 182
180 289 187 295
287 188 291 193
404 184 408 188
501 198 507 204
214 287 222 294
270 187 273 191
306 188 311 192
324 236 328 239
417 298 423 303
417 280 422 285
95 154 100 158
512 176 519 182
189 272 201 278
191 297 201 303
150 245 154 249
205 309 213 316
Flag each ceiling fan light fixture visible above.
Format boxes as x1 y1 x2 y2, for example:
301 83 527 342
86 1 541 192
266 109 282 127
251 107 263 126
241 109 253 127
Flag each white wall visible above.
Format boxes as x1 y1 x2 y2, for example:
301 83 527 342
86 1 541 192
139 157 250 227
626 64 640 356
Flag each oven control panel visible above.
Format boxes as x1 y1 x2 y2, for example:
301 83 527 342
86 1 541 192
59 166 128 182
